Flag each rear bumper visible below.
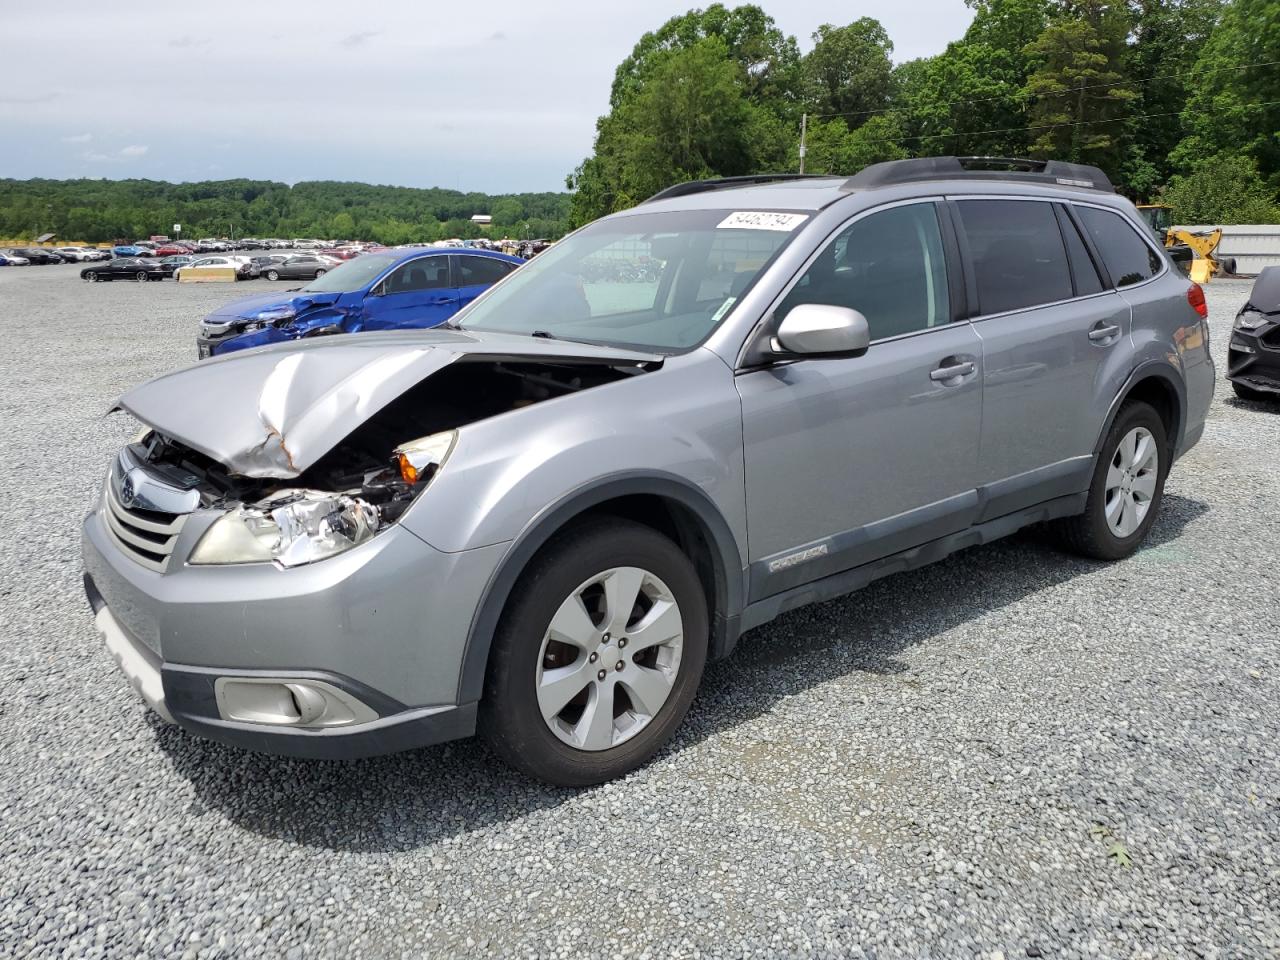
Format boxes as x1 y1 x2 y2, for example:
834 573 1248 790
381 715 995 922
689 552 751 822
86 575 478 759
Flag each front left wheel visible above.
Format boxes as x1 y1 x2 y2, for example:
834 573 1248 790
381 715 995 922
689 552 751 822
480 518 708 786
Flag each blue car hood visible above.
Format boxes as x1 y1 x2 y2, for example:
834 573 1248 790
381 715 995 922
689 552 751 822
208 290 344 322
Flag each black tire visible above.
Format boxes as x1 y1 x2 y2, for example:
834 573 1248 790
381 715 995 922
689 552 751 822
314 268 326 278
1232 381 1272 402
266 269 279 281
136 270 148 282
1055 401 1168 561
84 272 95 282
479 517 708 787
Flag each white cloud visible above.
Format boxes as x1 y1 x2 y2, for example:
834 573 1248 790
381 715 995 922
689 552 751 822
119 144 149 158
62 132 92 144
339 30 378 48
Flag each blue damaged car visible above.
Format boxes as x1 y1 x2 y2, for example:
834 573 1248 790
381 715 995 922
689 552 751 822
195 247 524 358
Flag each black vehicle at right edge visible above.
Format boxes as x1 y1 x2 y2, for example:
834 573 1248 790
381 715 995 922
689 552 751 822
1227 267 1280 402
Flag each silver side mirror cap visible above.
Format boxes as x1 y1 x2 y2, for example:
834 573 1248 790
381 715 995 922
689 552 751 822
773 303 870 357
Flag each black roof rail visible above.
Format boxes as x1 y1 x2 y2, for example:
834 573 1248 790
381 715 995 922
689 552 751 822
844 156 1115 192
642 174 836 204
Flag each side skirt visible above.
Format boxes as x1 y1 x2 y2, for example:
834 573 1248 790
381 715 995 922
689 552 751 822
738 492 1086 633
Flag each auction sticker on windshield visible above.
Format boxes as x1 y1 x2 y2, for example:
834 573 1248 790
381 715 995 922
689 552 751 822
717 211 809 231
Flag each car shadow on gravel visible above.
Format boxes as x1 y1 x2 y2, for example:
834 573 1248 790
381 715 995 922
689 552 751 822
1222 396 1280 413
156 493 1208 852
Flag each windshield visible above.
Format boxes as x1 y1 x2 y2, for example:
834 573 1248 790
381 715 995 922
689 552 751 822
456 208 807 352
300 252 396 293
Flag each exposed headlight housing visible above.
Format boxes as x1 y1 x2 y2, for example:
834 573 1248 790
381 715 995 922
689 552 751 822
394 430 456 485
254 305 297 324
1234 310 1269 331
190 490 380 567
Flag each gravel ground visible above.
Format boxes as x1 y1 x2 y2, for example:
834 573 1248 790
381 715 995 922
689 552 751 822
0 264 1277 960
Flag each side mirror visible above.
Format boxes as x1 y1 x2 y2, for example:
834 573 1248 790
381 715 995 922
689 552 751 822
367 282 384 298
773 304 870 358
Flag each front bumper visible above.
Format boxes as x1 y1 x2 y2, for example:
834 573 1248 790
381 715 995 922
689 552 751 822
1227 321 1280 394
82 505 508 759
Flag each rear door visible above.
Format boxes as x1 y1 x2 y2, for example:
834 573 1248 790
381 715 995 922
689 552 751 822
456 254 518 310
953 197 1132 513
360 256 458 331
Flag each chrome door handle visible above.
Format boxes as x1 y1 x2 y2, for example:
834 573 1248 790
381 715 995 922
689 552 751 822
930 360 976 382
1089 324 1121 342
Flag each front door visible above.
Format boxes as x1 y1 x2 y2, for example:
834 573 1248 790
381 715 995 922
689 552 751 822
737 200 984 602
360 256 459 331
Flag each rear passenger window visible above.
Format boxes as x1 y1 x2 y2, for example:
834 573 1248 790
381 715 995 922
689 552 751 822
778 202 950 341
459 256 514 286
1057 208 1104 296
957 199 1072 314
1075 207 1163 287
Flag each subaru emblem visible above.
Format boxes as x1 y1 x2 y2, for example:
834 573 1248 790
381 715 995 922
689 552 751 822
120 472 137 508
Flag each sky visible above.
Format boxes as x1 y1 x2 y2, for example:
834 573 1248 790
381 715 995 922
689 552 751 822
0 0 974 195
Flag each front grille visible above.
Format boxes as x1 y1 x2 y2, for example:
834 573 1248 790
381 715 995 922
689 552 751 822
1260 325 1280 351
102 480 188 573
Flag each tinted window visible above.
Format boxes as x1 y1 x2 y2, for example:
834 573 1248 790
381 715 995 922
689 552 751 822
1057 207 1104 296
386 257 451 293
778 202 950 341
957 199 1072 314
458 255 513 286
1076 206 1163 287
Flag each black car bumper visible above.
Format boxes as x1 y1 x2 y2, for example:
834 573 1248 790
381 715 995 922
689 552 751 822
1227 319 1280 394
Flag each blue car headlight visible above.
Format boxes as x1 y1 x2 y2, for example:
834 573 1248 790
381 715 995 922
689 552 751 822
253 305 297 324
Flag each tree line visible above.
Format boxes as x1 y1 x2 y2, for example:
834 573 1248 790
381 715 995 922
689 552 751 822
0 178 572 244
568 0 1280 225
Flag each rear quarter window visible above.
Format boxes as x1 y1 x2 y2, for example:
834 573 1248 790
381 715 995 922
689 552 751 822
1075 206 1163 288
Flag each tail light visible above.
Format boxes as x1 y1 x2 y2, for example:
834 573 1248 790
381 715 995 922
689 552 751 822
1187 283 1208 318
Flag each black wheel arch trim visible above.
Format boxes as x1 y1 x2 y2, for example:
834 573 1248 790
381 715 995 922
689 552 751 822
455 472 746 705
1095 359 1187 460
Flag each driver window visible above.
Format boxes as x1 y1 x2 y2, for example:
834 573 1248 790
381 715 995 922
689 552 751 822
386 258 452 293
778 203 950 341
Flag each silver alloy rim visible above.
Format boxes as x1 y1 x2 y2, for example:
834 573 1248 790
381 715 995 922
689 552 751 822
1105 426 1158 538
137 271 147 282
535 566 684 752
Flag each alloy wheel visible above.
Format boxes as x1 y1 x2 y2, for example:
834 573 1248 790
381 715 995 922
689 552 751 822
535 566 684 751
1104 426 1158 538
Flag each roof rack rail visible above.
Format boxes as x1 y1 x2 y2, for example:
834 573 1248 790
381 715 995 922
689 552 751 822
642 173 835 204
844 156 1114 192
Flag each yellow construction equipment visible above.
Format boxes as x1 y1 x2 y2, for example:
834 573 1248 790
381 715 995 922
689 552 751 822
1136 204 1234 282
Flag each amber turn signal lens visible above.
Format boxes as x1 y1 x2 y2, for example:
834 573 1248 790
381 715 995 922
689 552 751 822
397 454 419 485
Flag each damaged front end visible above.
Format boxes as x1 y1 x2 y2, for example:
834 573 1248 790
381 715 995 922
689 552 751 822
109 332 661 569
1227 266 1280 398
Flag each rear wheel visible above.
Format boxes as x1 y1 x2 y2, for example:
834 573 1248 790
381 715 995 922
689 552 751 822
1055 401 1168 561
480 518 708 786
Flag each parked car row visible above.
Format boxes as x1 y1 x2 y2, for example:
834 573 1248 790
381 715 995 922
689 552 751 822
3 246 109 265
79 252 345 283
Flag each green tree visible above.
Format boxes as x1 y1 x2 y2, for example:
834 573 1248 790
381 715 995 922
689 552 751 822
569 35 786 223
1022 0 1137 169
801 19 894 120
794 115 908 174
1160 153 1280 222
1171 0 1280 183
894 0 1048 157
608 3 800 109
1122 0 1224 197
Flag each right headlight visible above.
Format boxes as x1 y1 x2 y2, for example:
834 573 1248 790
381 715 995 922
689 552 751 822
189 429 457 568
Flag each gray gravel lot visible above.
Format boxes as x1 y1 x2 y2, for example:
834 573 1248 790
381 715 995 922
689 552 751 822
0 263 1277 959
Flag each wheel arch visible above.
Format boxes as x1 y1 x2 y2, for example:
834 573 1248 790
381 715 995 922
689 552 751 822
455 473 746 705
1095 361 1186 461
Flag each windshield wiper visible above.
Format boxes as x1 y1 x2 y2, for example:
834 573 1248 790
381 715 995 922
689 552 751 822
530 329 557 339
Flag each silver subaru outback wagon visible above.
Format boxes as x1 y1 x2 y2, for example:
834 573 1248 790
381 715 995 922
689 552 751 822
83 157 1215 785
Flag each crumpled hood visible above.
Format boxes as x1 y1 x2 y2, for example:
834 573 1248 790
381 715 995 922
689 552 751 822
114 329 662 479
207 290 343 323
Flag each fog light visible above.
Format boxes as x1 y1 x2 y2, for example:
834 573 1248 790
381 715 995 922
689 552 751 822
214 677 378 728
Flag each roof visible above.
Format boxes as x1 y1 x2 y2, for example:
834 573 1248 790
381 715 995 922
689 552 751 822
634 157 1117 216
